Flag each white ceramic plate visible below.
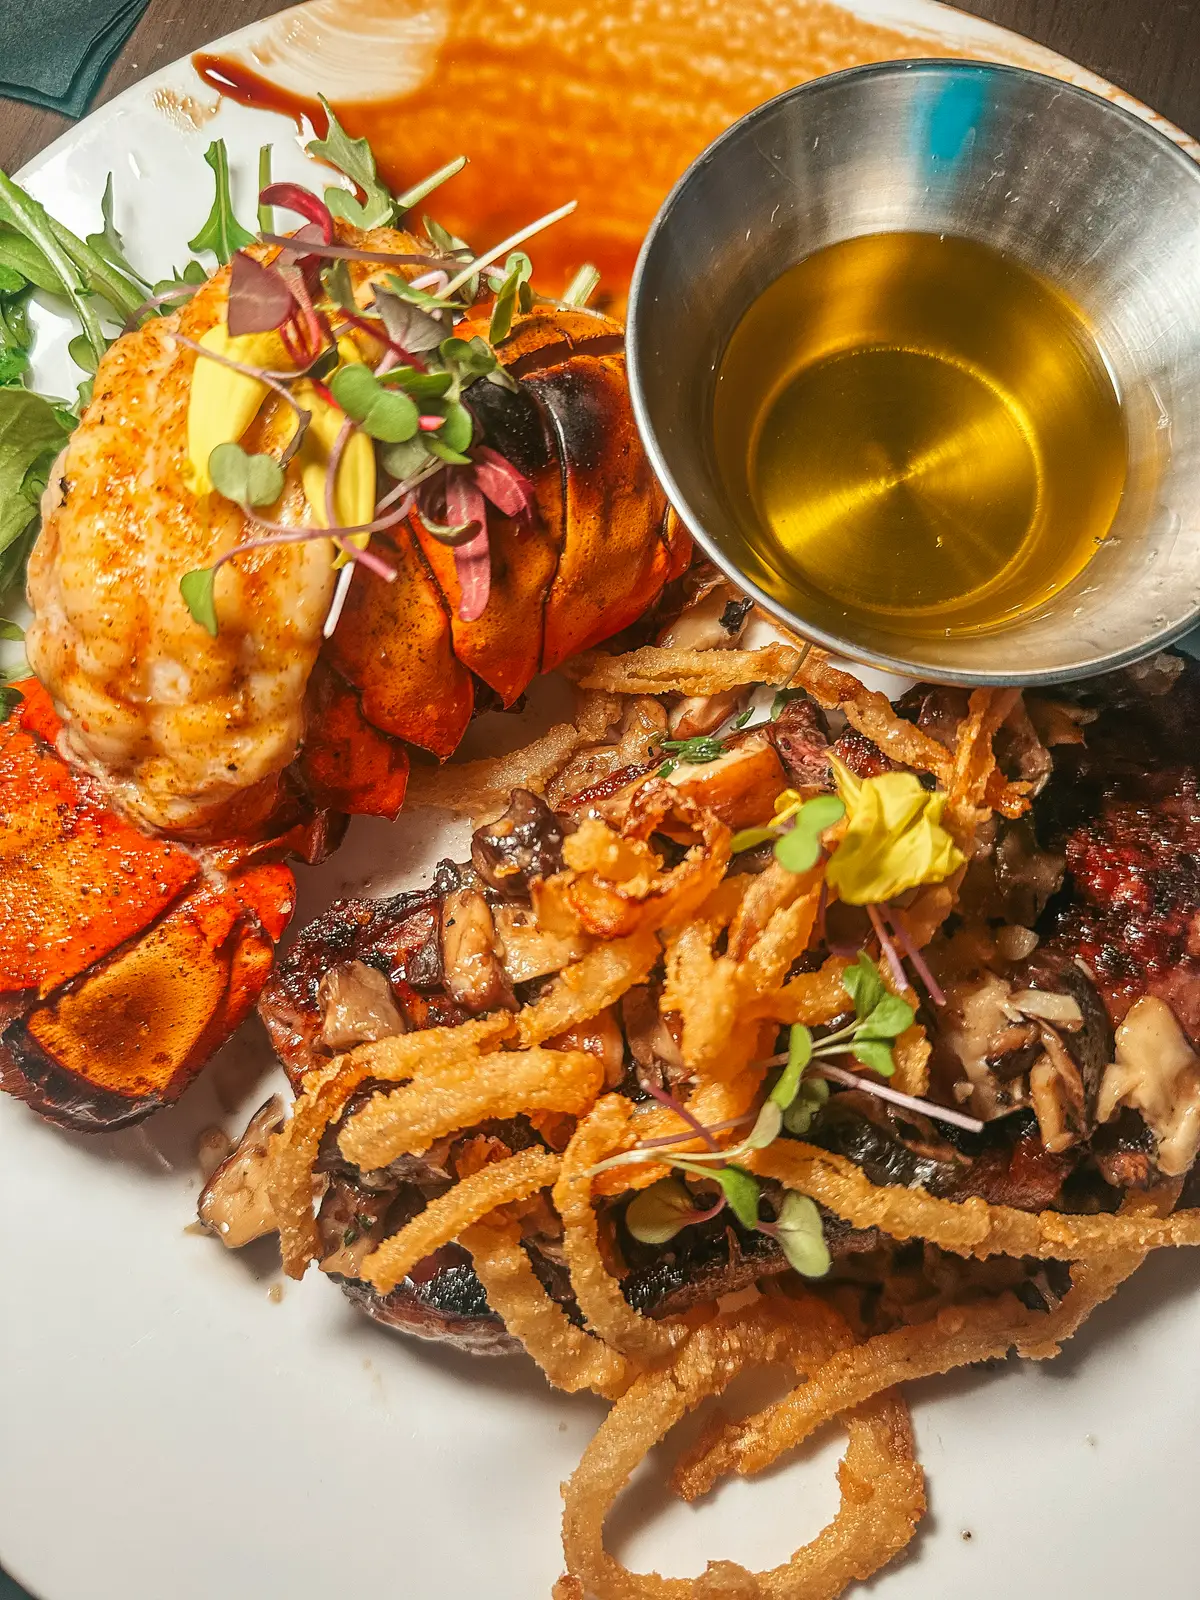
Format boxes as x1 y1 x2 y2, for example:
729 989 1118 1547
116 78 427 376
3 6 1200 1598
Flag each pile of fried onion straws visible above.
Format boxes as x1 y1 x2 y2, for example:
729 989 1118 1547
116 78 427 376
264 634 1200 1600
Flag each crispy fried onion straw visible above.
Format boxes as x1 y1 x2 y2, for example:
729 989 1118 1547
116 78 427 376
360 1147 563 1294
337 1046 603 1171
561 1297 926 1599
671 1196 1165 1501
268 1013 515 1274
463 1220 633 1400
403 691 623 820
554 1097 691 1362
750 1141 1200 1260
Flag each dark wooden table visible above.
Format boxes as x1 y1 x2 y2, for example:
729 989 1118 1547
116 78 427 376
1 0 1199 174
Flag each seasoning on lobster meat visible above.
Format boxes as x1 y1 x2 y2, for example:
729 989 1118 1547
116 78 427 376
0 182 689 1129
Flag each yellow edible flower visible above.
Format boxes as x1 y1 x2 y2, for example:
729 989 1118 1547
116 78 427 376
186 326 291 494
825 755 965 905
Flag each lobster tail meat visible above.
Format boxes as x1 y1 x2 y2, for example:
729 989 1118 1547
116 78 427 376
0 684 297 1130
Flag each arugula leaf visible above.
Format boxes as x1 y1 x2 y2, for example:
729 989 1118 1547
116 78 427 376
770 1024 813 1110
0 388 72 563
308 96 394 230
67 334 99 376
774 792 846 874
770 1193 831 1278
0 224 63 294
624 1177 697 1245
329 364 419 444
208 441 285 507
85 174 149 291
188 140 256 265
488 250 533 342
0 683 22 723
180 567 218 636
842 950 886 1022
0 169 110 366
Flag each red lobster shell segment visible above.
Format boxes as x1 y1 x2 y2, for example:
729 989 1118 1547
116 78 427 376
0 682 298 1130
320 308 690 796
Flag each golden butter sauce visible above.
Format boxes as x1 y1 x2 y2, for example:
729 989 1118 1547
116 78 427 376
713 232 1126 637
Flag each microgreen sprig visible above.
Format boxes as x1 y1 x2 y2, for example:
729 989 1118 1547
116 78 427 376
656 733 726 778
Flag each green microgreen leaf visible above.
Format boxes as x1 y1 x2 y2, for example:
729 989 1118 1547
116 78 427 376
842 950 886 1022
659 734 727 765
438 400 473 452
439 334 497 385
856 992 917 1042
770 1192 831 1278
257 145 274 234
657 758 678 778
734 707 754 729
729 824 778 854
624 1177 697 1245
675 1163 760 1230
208 441 285 507
330 362 419 443
180 566 218 637
321 257 357 314
774 793 846 874
308 96 394 230
0 618 24 642
770 1024 813 1111
488 250 533 342
385 271 462 313
426 437 472 465
392 155 468 215
562 262 601 307
379 435 433 483
848 1039 897 1078
770 686 808 720
188 140 256 265
782 1074 830 1136
380 366 454 401
743 1099 783 1151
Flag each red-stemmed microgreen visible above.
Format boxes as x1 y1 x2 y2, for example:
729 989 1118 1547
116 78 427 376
329 363 419 442
885 905 947 1005
227 250 295 337
259 181 335 244
487 251 534 342
439 200 578 300
773 792 846 873
867 901 909 995
624 1178 726 1245
259 235 448 269
756 1193 832 1277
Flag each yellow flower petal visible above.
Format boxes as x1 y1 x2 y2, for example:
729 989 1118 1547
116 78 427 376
186 326 291 494
825 755 965 905
292 378 376 537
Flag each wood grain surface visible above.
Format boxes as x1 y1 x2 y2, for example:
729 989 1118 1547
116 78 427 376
0 0 1198 174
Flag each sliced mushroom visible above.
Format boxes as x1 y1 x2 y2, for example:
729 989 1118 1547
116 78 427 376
667 689 747 740
319 961 407 1052
198 1095 286 1249
546 1006 626 1088
1029 1029 1087 1154
1097 996 1200 1178
441 888 516 1014
471 788 569 897
656 578 750 652
621 983 685 1087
